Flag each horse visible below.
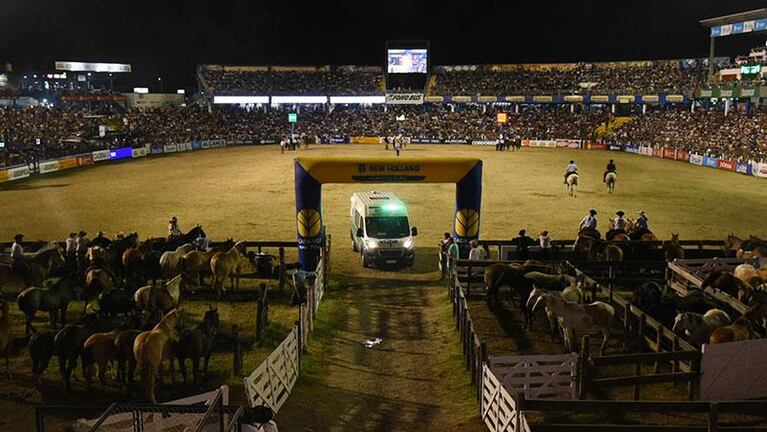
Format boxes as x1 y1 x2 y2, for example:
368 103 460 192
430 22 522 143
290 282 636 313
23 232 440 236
134 275 183 315
626 219 656 242
159 244 196 279
523 272 581 291
0 301 11 375
484 263 535 328
701 270 747 297
566 173 578 197
733 264 767 288
210 241 251 295
54 313 115 391
672 309 731 348
83 268 114 316
593 241 624 262
709 304 763 344
605 172 616 194
633 282 719 329
29 330 57 389
733 234 766 259
99 288 137 317
115 309 163 395
107 232 139 281
736 286 767 329
179 239 235 289
134 309 182 403
82 316 142 388
123 239 160 285
172 307 220 385
531 291 614 355
17 273 78 336
527 285 584 339
152 226 207 252
664 233 685 261
0 243 66 293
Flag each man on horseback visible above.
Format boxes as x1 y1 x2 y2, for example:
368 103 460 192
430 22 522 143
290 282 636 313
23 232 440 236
579 209 600 238
603 159 616 183
10 234 30 285
630 211 652 240
564 160 578 184
606 210 628 240
76 231 89 278
168 216 182 243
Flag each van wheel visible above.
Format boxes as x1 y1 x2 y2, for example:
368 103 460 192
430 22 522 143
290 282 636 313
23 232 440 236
361 252 370 268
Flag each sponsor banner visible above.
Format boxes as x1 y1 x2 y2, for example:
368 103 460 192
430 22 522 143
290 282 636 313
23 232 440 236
201 141 210 149
522 139 556 148
109 147 133 160
676 150 689 161
131 147 149 158
689 154 704 165
584 141 606 150
704 156 719 168
385 93 424 105
607 143 623 151
756 163 767 178
204 140 227 148
640 146 653 156
7 166 31 181
423 95 444 103
471 140 499 146
192 140 203 150
736 161 752 175
652 147 663 158
39 160 60 174
410 138 442 144
78 153 94 166
175 143 189 152
258 139 277 145
662 148 677 160
624 144 640 154
350 137 382 144
717 159 736 172
58 156 80 170
92 150 111 162
163 144 178 153
61 94 126 103
0 169 7 182
555 139 582 149
329 135 347 144
150 146 164 155
450 96 472 103
444 139 469 144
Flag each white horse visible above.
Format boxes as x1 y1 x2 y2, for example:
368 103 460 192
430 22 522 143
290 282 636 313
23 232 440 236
566 173 578 197
605 172 616 194
530 290 614 354
159 243 196 279
672 309 731 348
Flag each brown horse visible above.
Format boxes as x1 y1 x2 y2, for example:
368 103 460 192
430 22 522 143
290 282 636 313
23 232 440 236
0 301 11 375
82 316 142 388
709 304 762 344
179 239 235 289
116 309 162 395
134 275 183 315
210 241 251 295
134 309 181 403
701 270 747 297
664 233 685 261
83 268 114 316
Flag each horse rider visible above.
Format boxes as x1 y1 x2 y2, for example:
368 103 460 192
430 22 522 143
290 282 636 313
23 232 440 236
513 229 535 261
607 210 627 240
603 159 617 183
539 230 553 260
564 160 578 184
84 246 118 285
65 232 78 273
195 232 210 251
10 234 30 285
630 211 651 240
76 231 90 278
579 209 599 238
91 231 110 249
168 216 182 242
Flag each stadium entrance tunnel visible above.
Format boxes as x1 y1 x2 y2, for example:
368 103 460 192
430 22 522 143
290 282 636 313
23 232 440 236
294 157 483 270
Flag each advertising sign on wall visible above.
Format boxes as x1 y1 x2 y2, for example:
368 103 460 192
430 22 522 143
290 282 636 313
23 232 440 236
717 159 736 172
92 150 111 162
689 154 704 165
704 156 719 168
39 160 60 174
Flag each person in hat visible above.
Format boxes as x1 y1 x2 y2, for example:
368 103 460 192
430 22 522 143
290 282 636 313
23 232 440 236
468 239 487 262
579 209 598 232
539 230 553 260
607 210 628 240
65 232 78 273
76 231 90 277
603 159 617 183
91 230 111 249
564 160 578 184
630 211 651 240
168 216 182 242
439 232 453 279
10 234 30 284
513 229 535 261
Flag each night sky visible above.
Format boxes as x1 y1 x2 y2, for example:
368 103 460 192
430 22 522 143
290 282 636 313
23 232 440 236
2 0 766 89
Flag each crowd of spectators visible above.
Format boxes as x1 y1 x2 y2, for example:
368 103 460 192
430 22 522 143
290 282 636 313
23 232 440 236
433 63 705 95
3 103 767 169
200 69 383 96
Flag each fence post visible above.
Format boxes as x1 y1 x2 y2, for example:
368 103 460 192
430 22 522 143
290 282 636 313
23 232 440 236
580 335 591 400
638 313 647 347
133 409 143 432
478 342 487 402
278 247 286 293
35 407 45 432
255 283 268 346
296 319 302 373
233 324 242 375
708 402 719 432
689 353 700 401
467 262 472 296
655 323 664 372
516 392 526 432
672 336 680 373
622 303 631 351
633 361 642 400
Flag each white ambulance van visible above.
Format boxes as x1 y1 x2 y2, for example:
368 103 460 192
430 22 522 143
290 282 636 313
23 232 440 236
350 191 417 268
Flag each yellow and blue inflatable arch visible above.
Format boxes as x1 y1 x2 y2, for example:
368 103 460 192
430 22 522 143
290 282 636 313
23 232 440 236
294 157 483 269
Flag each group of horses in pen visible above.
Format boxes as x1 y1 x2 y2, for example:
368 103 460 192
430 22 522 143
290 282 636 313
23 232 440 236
479 231 767 358
0 226 270 404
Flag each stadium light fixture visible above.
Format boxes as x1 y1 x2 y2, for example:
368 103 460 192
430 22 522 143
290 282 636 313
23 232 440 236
133 87 149 94
271 96 327 104
213 95 269 104
330 96 386 104
177 89 185 95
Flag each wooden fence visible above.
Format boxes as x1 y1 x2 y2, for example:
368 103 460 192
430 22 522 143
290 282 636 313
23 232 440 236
667 258 756 315
448 264 487 398
481 364 532 432
488 354 578 400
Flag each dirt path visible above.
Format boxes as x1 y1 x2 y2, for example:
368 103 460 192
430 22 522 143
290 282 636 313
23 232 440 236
278 274 485 431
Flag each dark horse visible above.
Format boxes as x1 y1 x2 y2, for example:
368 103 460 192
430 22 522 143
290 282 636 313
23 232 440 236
172 307 220 385
107 233 139 282
17 273 78 336
633 281 719 329
151 226 207 252
54 313 114 391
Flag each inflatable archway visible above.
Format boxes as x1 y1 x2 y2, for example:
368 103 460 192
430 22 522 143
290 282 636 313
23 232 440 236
294 157 483 269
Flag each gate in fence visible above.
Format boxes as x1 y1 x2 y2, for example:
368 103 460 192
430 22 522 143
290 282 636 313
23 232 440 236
701 338 767 401
481 364 531 432
488 354 578 400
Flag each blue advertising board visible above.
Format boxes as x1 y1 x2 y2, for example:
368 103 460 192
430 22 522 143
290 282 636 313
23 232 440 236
109 147 133 160
704 156 719 168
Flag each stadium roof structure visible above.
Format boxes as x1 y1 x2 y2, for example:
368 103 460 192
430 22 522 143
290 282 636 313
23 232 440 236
700 8 767 81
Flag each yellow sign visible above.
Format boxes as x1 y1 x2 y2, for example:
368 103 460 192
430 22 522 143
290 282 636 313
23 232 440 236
296 209 322 237
496 112 508 124
296 157 482 184
455 209 480 237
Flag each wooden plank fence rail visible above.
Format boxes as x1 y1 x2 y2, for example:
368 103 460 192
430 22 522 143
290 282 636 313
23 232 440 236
667 259 754 316
489 353 578 400
481 364 532 432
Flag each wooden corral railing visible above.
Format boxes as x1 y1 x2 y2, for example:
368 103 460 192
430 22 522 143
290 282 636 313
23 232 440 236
520 398 767 432
481 364 532 432
448 260 488 401
667 258 756 315
489 353 579 400
581 336 701 401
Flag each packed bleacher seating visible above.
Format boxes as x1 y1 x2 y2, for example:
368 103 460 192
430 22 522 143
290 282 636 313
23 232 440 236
200 66 383 95
433 62 705 95
3 103 767 169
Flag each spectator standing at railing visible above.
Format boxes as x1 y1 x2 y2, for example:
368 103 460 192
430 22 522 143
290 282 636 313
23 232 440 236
539 231 553 260
76 231 90 278
512 229 535 261
11 234 29 285
65 232 77 273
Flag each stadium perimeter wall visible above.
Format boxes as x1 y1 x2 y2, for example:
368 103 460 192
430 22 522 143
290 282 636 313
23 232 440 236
2 136 766 184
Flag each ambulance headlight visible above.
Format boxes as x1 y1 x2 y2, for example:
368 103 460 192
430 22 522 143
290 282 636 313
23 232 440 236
403 238 413 249
365 239 378 250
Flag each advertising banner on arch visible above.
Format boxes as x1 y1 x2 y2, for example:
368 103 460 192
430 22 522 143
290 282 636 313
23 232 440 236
704 156 719 168
717 159 736 172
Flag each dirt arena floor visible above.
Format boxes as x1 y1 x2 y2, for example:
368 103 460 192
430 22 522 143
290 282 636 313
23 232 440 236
1 144 766 430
